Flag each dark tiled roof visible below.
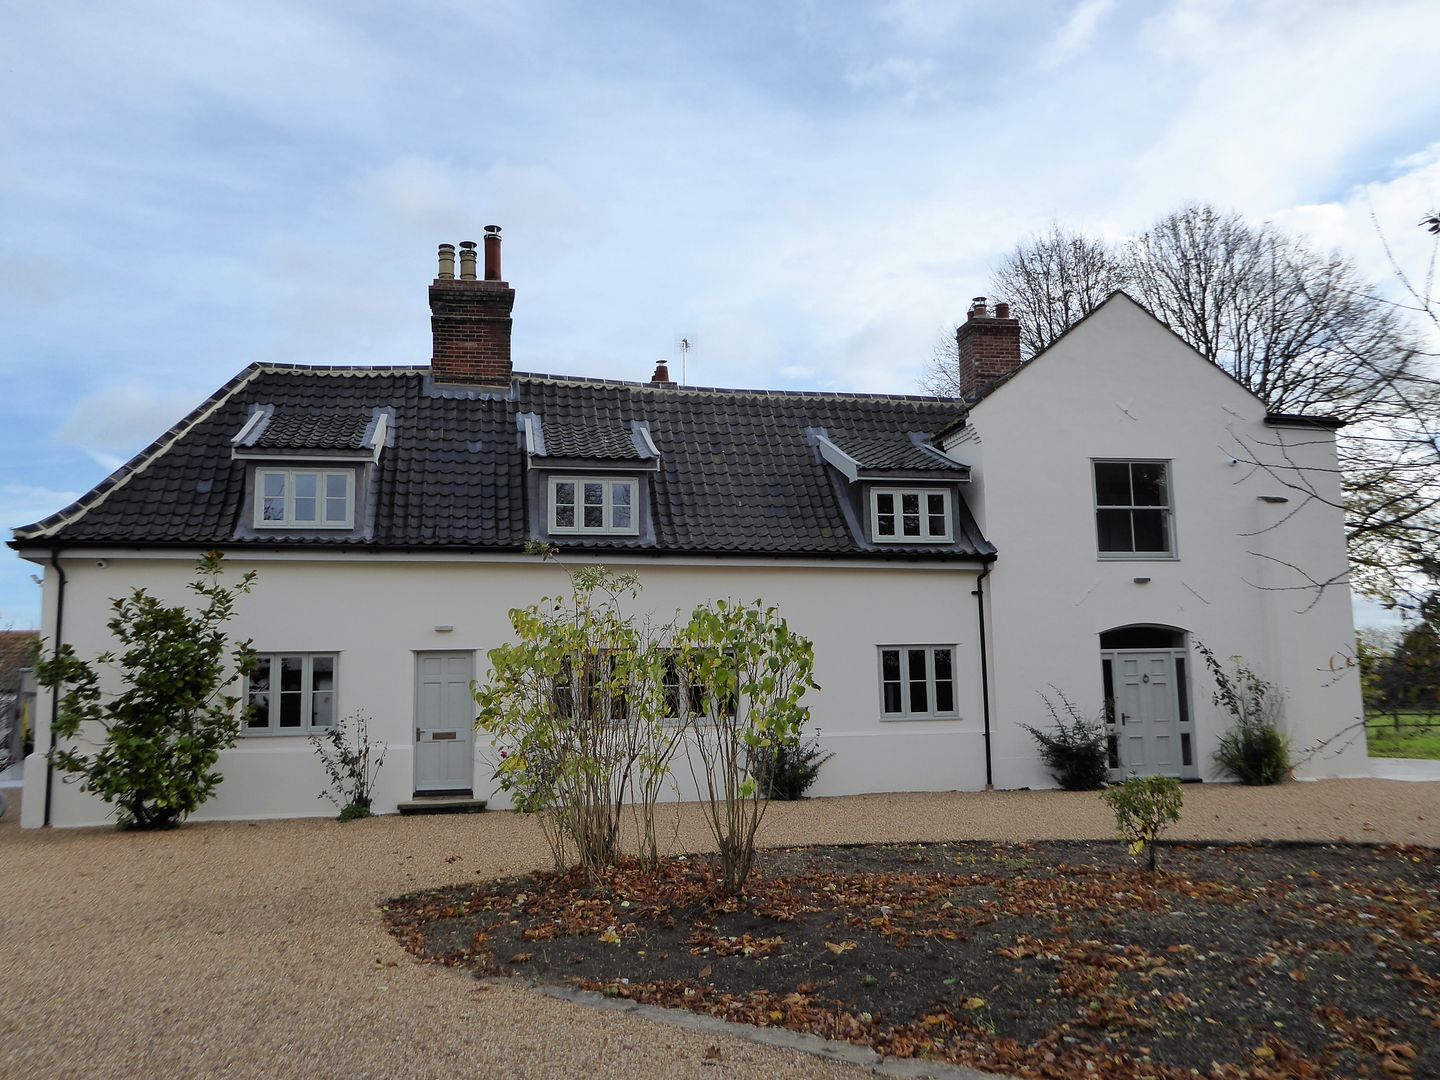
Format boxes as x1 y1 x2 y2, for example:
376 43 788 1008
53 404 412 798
254 411 372 450
14 367 993 560
829 431 966 472
541 421 642 460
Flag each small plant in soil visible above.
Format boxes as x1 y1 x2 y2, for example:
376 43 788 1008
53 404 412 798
311 708 387 820
1021 687 1108 790
1101 775 1183 870
749 729 833 800
1197 641 1290 784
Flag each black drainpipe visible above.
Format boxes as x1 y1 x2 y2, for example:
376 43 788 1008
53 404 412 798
44 548 67 828
972 564 994 789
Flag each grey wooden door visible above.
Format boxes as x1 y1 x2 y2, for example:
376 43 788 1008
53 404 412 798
1111 651 1180 777
414 652 475 794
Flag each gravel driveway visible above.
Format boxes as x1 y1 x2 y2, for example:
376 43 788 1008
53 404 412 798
1 779 1435 1079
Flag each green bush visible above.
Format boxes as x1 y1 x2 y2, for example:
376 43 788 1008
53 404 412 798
750 731 833 800
1021 688 1108 791
1197 642 1290 785
1100 776 1183 871
34 552 255 831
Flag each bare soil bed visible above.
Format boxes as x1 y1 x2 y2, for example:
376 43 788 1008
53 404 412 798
387 840 1439 1079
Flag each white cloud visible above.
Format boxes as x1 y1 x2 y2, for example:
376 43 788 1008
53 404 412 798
1035 0 1116 70
50 386 199 465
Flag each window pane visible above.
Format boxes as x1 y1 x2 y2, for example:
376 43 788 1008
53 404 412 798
584 482 604 506
934 649 952 680
555 504 575 528
901 493 920 515
612 483 631 506
876 493 894 515
312 657 334 692
928 513 947 536
882 682 902 714
555 481 575 505
613 504 632 529
881 649 900 680
293 496 317 522
279 693 302 727
927 492 946 516
1101 659 1115 724
1181 732 1193 767
877 513 895 536
1131 463 1167 507
908 649 928 713
250 657 271 693
583 503 604 528
1175 658 1190 725
280 657 304 692
312 691 335 728
248 693 269 728
263 497 285 522
325 473 348 498
902 514 920 536
1094 462 1130 506
1097 509 1133 552
935 681 954 713
1132 509 1169 552
263 473 286 497
294 473 317 498
325 496 348 523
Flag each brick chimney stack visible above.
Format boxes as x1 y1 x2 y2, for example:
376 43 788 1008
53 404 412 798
429 226 515 386
956 296 1021 399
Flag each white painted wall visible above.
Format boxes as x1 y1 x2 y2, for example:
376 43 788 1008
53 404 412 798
966 294 1368 788
24 555 986 827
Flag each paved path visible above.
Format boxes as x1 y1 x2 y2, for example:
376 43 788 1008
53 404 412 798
1 780 1435 1079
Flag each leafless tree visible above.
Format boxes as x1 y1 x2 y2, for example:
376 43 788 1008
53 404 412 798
927 204 1440 607
922 225 1126 394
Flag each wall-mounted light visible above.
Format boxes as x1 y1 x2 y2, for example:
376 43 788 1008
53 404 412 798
434 624 454 633
1258 495 1289 504
1133 577 1151 584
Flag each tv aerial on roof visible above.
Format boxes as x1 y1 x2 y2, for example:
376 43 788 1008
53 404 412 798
674 335 694 385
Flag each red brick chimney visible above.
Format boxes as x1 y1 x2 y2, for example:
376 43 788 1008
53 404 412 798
956 296 1021 399
429 225 515 386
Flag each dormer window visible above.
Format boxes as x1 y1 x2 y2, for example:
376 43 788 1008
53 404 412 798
549 476 638 535
256 468 354 529
871 487 952 543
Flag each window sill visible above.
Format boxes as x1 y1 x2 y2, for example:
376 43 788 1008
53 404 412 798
878 714 963 723
240 729 331 739
1097 553 1178 562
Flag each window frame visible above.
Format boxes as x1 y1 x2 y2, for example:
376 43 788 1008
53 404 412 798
548 475 640 536
243 652 340 735
869 486 954 544
254 468 355 530
877 645 959 720
1092 459 1176 560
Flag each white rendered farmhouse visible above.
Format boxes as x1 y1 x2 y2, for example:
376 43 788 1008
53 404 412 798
12 233 1367 827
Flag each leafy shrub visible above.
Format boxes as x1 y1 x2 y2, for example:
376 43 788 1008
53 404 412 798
311 708 387 820
476 566 683 876
1197 642 1290 785
676 599 819 894
1101 776 1183 871
750 730 833 800
1021 688 1108 791
34 552 256 831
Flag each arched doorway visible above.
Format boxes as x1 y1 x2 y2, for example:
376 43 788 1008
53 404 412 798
1099 625 1197 780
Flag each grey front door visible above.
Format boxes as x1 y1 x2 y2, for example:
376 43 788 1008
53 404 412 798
1110 651 1180 777
414 652 475 795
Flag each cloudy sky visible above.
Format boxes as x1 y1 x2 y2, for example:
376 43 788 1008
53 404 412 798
2 0 1439 630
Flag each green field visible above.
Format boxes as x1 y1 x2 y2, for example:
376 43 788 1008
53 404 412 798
1366 711 1440 759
